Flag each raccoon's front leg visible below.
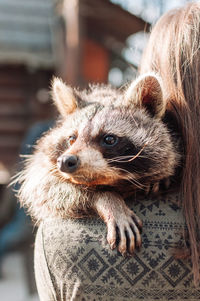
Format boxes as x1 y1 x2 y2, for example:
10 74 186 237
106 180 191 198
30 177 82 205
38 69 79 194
93 192 142 255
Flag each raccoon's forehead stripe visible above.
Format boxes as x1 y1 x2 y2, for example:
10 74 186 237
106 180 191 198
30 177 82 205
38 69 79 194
78 104 105 138
89 108 137 139
90 119 103 138
83 103 102 120
89 107 116 138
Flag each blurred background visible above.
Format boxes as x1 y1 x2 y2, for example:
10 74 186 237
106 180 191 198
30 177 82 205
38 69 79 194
0 0 192 300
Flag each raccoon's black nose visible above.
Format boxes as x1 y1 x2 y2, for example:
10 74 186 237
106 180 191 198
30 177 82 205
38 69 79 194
57 155 79 173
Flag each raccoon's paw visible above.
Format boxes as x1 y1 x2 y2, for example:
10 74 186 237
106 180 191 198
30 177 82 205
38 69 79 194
106 209 142 256
94 193 142 255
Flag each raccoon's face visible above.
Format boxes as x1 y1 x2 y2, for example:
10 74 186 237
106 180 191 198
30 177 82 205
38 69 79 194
55 106 178 187
48 74 180 187
54 108 126 186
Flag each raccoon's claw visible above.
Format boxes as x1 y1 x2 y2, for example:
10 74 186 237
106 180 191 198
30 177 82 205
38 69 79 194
151 178 170 194
145 184 151 195
152 182 159 194
106 209 142 256
106 221 117 250
131 211 143 231
145 182 160 195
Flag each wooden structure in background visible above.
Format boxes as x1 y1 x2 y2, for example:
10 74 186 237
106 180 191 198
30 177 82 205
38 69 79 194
0 0 149 175
0 0 58 172
63 0 150 86
0 66 53 169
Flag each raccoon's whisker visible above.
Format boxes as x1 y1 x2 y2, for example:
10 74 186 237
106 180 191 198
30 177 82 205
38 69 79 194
126 176 145 189
113 167 145 189
108 153 155 161
107 157 136 163
107 156 132 162
108 154 158 164
122 172 146 189
107 143 148 163
125 143 147 162
125 174 145 188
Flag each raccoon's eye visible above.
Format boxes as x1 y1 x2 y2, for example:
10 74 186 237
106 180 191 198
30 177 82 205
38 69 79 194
102 134 118 147
68 135 77 146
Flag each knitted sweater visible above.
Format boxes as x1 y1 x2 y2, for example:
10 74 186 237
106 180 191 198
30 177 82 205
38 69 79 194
34 193 200 300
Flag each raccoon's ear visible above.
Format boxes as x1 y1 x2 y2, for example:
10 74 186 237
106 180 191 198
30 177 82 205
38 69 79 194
125 73 166 118
51 77 77 116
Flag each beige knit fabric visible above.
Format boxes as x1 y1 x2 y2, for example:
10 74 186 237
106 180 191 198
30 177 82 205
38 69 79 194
34 193 200 300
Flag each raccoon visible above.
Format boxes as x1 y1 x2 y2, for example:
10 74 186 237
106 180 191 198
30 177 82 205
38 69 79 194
16 74 180 255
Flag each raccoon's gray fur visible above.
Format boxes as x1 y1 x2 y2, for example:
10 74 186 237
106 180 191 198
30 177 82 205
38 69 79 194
16 74 180 255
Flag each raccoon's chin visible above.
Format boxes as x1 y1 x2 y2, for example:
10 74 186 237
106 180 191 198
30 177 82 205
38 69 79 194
67 175 117 186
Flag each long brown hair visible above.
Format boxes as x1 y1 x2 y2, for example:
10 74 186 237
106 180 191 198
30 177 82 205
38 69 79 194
140 2 200 284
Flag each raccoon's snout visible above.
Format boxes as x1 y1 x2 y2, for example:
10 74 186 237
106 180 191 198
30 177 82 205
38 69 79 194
57 154 79 173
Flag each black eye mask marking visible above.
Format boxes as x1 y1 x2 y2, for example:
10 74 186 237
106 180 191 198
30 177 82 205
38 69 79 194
100 136 152 174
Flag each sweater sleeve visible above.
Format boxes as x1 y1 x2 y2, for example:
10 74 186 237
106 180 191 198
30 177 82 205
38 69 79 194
34 223 57 301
